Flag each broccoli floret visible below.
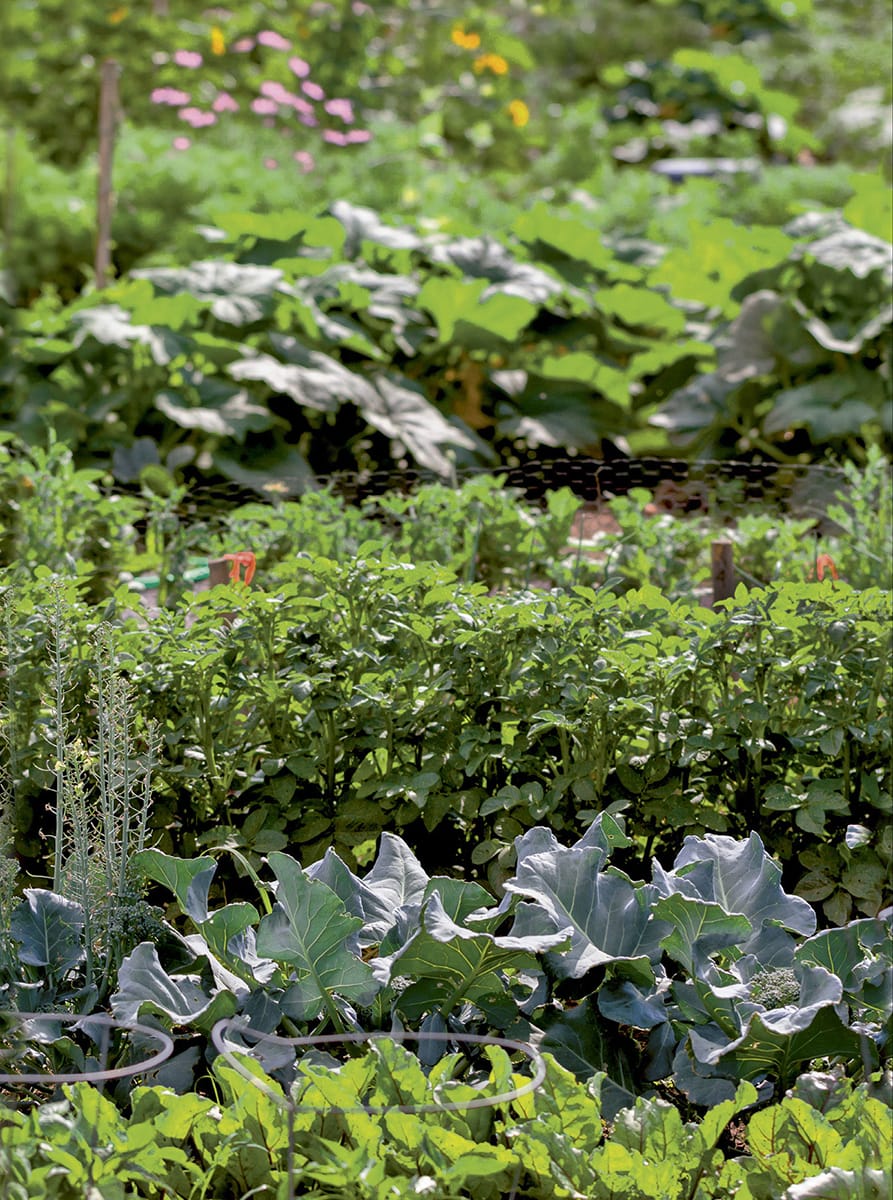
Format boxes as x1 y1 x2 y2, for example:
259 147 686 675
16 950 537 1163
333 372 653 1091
749 967 800 1009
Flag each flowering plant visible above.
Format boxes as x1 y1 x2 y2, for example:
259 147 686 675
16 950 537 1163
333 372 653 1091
150 19 372 173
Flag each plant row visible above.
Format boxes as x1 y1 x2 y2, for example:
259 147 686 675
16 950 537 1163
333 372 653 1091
3 810 891 1113
5 196 890 485
1 1055 890 1199
2 434 891 601
3 559 890 926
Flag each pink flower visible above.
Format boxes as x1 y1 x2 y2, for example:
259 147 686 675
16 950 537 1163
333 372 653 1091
353 1 372 12
287 56 311 78
232 37 255 52
345 129 372 143
322 129 347 145
178 107 217 127
173 50 203 68
264 157 279 169
260 80 290 102
324 98 354 123
212 92 239 113
293 150 315 172
299 113 319 127
251 97 279 115
172 136 191 151
258 30 291 50
302 80 325 101
282 92 314 115
151 87 191 105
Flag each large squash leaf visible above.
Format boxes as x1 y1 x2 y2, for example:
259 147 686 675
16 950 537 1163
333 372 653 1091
133 261 283 326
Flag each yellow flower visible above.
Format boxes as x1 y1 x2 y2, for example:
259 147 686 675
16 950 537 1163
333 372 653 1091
211 25 225 55
108 5 128 23
508 99 529 127
473 53 508 76
451 27 481 50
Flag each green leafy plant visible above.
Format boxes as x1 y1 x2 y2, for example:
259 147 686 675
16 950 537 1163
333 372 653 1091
3 1056 890 1200
76 815 889 1115
655 218 892 462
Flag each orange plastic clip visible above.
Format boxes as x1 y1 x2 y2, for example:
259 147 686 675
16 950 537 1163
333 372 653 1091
221 552 256 584
815 554 839 582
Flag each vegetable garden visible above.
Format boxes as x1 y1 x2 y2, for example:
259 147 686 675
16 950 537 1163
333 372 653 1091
0 0 891 1197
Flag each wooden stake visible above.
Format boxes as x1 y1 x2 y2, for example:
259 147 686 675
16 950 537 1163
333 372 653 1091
711 540 736 606
208 558 233 588
3 126 14 302
95 59 120 290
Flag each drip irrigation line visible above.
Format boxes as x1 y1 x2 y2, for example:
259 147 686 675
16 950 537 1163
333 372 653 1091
211 1021 547 1115
0 1013 174 1086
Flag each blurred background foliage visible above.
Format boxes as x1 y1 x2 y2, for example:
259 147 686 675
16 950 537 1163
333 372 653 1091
0 0 890 482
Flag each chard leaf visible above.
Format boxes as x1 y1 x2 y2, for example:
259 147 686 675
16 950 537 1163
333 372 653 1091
112 943 237 1031
777 1166 889 1199
212 1058 292 1182
10 889 85 975
365 1038 430 1110
611 1095 685 1159
256 852 378 1021
694 1081 759 1150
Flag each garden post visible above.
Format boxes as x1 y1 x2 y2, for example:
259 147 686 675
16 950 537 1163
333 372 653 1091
95 58 121 290
711 540 736 605
3 125 14 301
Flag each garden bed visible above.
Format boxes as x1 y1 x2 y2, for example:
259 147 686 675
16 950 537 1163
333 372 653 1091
0 455 890 1198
